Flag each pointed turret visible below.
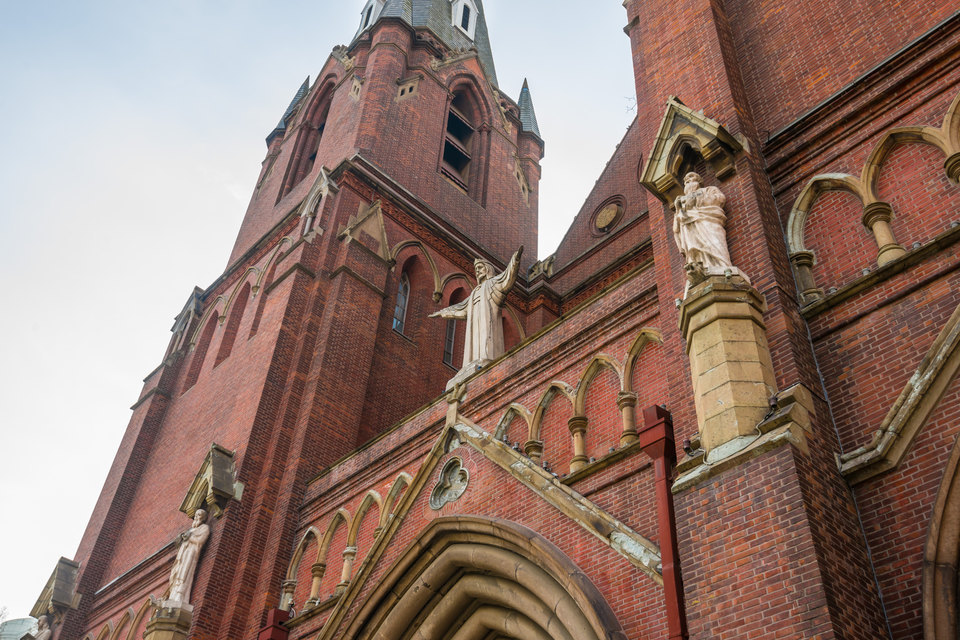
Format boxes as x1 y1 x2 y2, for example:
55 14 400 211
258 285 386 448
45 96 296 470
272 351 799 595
518 78 541 138
266 76 310 143
353 0 498 85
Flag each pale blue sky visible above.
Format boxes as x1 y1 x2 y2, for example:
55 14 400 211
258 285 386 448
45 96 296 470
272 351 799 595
0 0 637 618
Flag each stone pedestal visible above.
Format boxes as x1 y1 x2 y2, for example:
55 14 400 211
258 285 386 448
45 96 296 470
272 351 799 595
679 276 777 461
143 602 192 640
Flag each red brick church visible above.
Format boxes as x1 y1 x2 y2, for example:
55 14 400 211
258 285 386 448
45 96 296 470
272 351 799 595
29 1 960 638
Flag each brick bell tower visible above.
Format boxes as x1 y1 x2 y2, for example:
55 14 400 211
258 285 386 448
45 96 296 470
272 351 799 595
45 2 544 638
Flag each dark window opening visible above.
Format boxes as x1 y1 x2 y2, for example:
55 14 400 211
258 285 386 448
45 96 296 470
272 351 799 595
392 275 410 334
364 6 373 27
443 319 456 366
460 5 471 31
441 93 476 189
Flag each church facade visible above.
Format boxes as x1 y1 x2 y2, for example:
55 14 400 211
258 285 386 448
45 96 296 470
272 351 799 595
30 1 960 638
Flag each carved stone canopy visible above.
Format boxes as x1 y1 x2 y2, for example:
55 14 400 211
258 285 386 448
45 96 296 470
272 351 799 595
179 444 241 519
640 97 743 204
30 557 81 623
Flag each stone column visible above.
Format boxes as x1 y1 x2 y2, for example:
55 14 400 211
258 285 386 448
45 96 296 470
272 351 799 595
617 391 639 446
308 562 325 602
567 417 589 472
862 201 906 265
788 251 823 304
679 276 777 461
143 603 192 640
337 547 357 593
278 579 296 611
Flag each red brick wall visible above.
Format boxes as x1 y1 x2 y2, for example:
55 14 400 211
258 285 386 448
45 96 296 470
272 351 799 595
855 375 960 638
725 0 956 134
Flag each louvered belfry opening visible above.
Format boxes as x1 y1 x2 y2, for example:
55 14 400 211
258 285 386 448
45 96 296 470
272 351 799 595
441 92 476 191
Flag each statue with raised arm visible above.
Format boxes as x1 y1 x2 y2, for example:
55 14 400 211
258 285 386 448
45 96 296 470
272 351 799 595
167 509 211 606
673 172 742 290
430 247 523 371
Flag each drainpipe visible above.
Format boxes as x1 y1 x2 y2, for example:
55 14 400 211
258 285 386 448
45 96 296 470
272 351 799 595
639 405 688 640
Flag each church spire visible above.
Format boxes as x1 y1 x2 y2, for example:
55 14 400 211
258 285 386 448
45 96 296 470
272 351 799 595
518 78 541 138
354 0 498 85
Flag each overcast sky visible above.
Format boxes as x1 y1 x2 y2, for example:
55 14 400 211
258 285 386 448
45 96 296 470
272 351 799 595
0 0 636 618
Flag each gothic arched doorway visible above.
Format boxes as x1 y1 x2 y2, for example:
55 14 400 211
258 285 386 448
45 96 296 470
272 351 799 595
341 516 628 640
924 434 960 639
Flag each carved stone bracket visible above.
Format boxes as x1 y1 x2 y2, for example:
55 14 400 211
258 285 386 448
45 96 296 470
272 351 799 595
640 96 744 204
29 557 81 625
179 444 241 519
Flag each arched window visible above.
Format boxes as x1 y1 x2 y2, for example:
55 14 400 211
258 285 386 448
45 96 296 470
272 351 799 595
278 83 335 200
451 0 478 39
392 275 410 334
215 282 250 367
183 314 218 393
442 287 467 368
441 92 477 191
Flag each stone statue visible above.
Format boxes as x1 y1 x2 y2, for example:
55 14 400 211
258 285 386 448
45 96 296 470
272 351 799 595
672 172 738 288
29 615 52 640
167 509 211 606
430 246 523 372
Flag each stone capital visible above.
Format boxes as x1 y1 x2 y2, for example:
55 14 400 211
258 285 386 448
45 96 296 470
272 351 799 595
789 250 815 269
567 416 588 435
861 201 893 229
616 391 638 410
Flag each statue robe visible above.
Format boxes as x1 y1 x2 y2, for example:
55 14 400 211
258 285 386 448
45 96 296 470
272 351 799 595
168 522 210 604
435 253 520 366
673 185 732 272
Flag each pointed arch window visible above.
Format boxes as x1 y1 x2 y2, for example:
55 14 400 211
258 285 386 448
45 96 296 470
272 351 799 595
278 83 335 201
441 92 477 191
392 275 410 334
451 0 478 39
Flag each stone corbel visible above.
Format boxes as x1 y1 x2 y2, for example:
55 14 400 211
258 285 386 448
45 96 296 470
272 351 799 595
179 444 242 519
640 96 744 204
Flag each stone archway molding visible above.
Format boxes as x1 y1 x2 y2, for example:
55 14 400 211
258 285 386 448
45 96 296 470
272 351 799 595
338 516 629 640
924 433 960 639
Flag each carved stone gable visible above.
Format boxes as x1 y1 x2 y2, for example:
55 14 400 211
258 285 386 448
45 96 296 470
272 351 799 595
640 96 743 203
179 444 240 519
337 200 392 261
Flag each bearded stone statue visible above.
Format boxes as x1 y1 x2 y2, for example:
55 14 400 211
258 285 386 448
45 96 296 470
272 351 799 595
430 246 523 376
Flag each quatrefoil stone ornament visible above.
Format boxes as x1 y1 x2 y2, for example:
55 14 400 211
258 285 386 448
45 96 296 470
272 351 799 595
429 458 469 510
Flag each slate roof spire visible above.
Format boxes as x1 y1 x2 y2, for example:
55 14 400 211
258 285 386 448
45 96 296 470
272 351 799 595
518 78 541 138
267 76 311 143
353 0 498 85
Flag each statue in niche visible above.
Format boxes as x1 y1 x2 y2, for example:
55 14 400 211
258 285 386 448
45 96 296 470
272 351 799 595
430 246 523 372
167 509 211 606
26 615 52 640
673 172 739 289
